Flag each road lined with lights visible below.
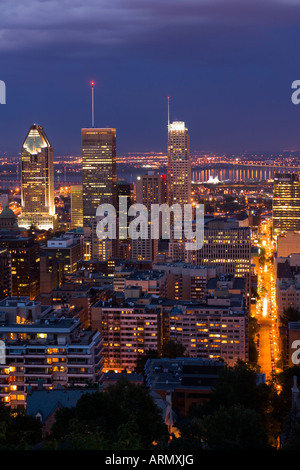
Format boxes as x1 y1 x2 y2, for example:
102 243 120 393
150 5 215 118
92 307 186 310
256 219 281 379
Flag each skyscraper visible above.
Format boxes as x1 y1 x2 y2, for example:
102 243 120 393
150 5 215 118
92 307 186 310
167 121 191 207
131 171 167 261
273 173 300 237
18 124 57 230
82 128 117 260
167 121 192 261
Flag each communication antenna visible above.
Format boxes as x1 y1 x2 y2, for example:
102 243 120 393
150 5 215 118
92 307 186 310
167 95 170 131
91 81 95 127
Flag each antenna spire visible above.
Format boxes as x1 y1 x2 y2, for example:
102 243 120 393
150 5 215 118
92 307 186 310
167 96 170 131
91 81 95 127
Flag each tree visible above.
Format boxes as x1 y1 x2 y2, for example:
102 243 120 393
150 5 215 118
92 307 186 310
208 360 264 412
280 307 300 327
270 366 300 424
48 378 168 450
203 404 270 450
259 247 266 265
248 315 260 365
5 411 42 449
107 377 169 448
185 360 281 447
171 405 271 450
282 422 300 450
161 339 186 358
135 348 159 374
0 405 42 450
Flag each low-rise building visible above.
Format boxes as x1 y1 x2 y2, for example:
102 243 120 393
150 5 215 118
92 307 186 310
123 270 167 297
144 357 224 416
26 384 99 437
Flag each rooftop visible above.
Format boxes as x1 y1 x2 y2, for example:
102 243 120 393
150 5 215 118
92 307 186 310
0 316 80 331
0 297 39 309
26 385 100 422
144 357 224 392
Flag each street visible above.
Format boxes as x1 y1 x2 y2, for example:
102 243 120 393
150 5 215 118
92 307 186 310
255 219 281 379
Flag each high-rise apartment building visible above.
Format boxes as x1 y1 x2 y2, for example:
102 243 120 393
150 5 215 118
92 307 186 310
82 128 117 260
0 302 103 408
0 235 40 300
169 296 248 366
91 301 162 372
273 173 300 237
18 125 57 230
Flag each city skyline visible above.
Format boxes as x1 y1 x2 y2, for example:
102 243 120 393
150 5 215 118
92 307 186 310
2 0 300 453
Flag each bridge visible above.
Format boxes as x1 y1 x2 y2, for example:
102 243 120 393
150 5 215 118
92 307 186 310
192 161 300 171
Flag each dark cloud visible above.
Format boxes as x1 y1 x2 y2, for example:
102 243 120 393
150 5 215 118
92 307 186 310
1 0 300 54
1 0 300 155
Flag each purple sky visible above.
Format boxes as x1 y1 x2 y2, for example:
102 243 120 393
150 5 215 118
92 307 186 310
1 0 300 157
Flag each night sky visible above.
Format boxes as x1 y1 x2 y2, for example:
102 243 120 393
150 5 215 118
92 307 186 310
1 0 300 157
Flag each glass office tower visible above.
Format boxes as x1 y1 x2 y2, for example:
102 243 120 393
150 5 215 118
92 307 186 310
19 124 57 230
273 173 300 237
167 121 191 207
167 121 191 262
82 128 117 260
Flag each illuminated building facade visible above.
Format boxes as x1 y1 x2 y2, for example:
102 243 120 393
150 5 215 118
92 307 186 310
70 184 83 229
169 299 248 366
152 262 221 301
196 217 252 296
135 171 167 210
0 236 40 300
277 231 300 258
82 128 117 260
276 255 300 318
167 121 191 207
131 171 167 261
0 249 11 300
18 125 57 230
116 181 133 260
42 234 84 274
273 173 300 237
91 301 162 373
0 311 103 408
123 270 167 297
167 121 191 261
